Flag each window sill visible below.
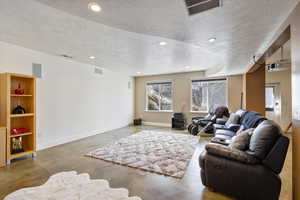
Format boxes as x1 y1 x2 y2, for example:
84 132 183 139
144 110 174 113
190 111 209 114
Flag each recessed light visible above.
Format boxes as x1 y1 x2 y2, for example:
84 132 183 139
159 41 167 46
185 65 191 69
89 56 96 59
88 2 101 12
137 72 141 74
208 37 216 43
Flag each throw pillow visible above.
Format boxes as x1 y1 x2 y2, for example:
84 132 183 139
236 125 246 135
229 128 254 151
248 120 281 160
225 113 240 127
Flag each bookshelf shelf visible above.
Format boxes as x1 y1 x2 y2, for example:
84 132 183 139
10 113 35 118
10 132 32 138
10 150 34 160
11 94 33 97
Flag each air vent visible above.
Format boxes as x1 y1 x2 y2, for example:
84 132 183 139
185 0 221 15
32 63 42 78
128 81 132 89
94 67 103 75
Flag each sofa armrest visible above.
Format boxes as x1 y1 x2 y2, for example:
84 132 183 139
263 135 289 174
205 143 259 164
216 118 227 125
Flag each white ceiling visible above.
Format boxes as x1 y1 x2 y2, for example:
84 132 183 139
0 0 299 76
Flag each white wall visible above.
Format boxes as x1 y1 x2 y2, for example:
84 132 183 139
0 41 134 150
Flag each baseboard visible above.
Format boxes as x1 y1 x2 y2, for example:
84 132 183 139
37 130 101 151
142 121 171 128
37 124 130 151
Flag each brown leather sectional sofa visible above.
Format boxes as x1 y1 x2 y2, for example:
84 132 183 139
199 110 290 200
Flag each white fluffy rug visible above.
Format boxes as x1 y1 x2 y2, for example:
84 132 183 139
86 130 198 178
5 171 142 200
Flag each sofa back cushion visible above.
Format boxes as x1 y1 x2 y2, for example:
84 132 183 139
225 113 240 127
241 111 266 129
235 109 247 118
248 120 281 160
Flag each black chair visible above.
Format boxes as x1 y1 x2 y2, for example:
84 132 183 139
188 105 229 135
172 113 186 130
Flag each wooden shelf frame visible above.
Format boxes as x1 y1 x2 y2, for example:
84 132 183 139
0 73 36 162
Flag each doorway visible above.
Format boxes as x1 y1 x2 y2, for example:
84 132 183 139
265 40 292 130
265 83 281 125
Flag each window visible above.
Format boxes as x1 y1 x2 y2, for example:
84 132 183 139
265 86 275 111
146 82 173 111
191 79 227 112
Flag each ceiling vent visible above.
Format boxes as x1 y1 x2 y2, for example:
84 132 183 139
60 54 73 59
185 0 222 15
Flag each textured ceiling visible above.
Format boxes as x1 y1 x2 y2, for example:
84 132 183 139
0 0 299 76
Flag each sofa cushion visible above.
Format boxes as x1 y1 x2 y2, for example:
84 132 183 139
225 113 240 126
248 120 281 160
213 124 226 129
215 129 236 137
229 128 254 151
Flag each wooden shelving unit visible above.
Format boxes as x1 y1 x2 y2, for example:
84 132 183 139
0 73 36 164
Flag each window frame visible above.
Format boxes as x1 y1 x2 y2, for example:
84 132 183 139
145 80 174 112
265 85 275 112
190 78 228 113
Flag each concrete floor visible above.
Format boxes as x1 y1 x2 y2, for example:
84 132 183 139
0 125 292 200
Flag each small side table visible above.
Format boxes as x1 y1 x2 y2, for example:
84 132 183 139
133 119 142 126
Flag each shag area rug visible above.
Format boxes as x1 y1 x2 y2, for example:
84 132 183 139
5 171 142 200
86 130 198 178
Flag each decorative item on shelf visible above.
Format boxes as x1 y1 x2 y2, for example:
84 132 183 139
14 83 25 95
11 128 29 135
12 105 26 114
11 137 24 154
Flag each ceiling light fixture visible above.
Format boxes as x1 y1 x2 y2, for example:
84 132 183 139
185 66 191 69
159 41 167 46
208 37 216 43
89 56 96 59
88 2 101 12
137 72 141 74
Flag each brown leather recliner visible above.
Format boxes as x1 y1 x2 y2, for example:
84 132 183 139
199 120 290 200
